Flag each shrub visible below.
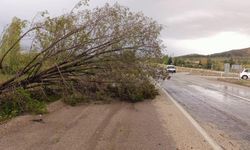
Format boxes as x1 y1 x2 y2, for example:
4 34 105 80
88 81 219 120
0 88 47 121
106 77 158 103
62 92 88 106
30 87 62 103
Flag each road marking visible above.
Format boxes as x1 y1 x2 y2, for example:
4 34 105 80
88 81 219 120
225 92 250 103
157 83 223 150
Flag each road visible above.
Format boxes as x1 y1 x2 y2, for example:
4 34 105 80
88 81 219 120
162 73 250 149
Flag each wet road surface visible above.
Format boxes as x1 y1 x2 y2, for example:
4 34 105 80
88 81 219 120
162 73 250 149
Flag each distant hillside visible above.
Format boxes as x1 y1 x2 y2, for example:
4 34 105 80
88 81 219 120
175 47 250 71
179 47 250 58
210 47 250 57
179 53 206 58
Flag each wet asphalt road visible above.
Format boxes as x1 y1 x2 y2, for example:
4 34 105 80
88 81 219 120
162 73 250 148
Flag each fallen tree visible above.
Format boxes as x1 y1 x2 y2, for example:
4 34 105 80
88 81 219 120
0 2 169 118
0 3 165 94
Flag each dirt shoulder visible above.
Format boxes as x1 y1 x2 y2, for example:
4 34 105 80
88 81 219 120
216 78 250 87
0 90 211 150
153 90 212 150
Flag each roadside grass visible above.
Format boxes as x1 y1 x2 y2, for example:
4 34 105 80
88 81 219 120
0 89 47 122
0 87 62 122
217 78 250 87
0 70 63 122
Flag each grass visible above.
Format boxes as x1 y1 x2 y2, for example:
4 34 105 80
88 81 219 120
217 78 250 87
177 67 238 77
0 88 49 122
0 73 12 83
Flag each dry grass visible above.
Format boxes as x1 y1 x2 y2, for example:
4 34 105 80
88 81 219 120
217 78 250 87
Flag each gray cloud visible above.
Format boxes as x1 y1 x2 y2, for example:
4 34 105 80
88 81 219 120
1 0 250 55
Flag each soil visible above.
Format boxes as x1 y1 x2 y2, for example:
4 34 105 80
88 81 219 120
0 90 212 150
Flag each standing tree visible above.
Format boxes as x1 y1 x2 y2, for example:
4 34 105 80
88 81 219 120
162 55 169 65
167 57 173 65
229 57 235 67
0 17 26 73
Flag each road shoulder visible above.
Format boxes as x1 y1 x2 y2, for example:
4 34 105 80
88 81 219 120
0 90 213 150
153 89 212 150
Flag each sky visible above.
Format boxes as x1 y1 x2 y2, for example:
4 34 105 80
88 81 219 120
1 0 250 56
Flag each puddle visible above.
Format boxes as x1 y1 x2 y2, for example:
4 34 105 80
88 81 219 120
188 85 226 102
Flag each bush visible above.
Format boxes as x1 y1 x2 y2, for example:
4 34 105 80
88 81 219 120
60 73 159 105
30 87 62 103
62 92 88 106
0 88 47 121
107 78 158 103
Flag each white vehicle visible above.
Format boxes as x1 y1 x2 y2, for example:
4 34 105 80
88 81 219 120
240 68 250 80
167 65 176 73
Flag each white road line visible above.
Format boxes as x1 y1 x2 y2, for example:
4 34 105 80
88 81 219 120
225 92 250 103
157 84 223 150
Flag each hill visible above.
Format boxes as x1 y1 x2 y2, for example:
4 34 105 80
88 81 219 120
178 53 206 58
210 47 250 57
179 47 250 58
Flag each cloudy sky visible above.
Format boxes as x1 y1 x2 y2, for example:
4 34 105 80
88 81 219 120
1 0 250 56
